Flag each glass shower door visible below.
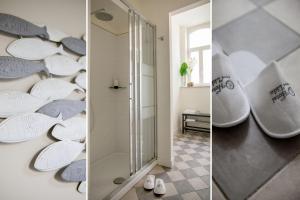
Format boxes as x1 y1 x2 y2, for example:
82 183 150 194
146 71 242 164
129 11 156 174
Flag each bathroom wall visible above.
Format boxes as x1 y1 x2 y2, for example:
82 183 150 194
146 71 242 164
90 24 129 163
90 24 117 162
0 0 86 199
127 0 209 167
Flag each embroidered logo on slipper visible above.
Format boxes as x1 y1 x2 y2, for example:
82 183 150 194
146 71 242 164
270 83 295 103
212 76 235 94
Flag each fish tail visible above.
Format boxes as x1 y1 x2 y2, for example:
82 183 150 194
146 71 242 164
75 84 85 92
56 113 64 124
58 44 68 56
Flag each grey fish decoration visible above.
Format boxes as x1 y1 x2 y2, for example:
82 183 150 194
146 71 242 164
61 159 86 182
0 56 49 79
61 37 86 56
0 13 49 39
37 99 86 120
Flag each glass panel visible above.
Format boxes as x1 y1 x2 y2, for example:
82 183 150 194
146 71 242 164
189 28 211 48
203 49 211 84
140 20 156 167
89 0 130 199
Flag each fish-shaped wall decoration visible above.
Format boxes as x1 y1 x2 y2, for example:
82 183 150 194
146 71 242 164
75 72 86 90
78 56 86 69
37 99 86 120
61 159 86 182
34 140 84 171
0 13 49 39
0 56 49 79
78 181 86 193
61 37 86 56
0 90 49 118
46 26 69 42
52 117 86 141
0 113 63 143
7 38 68 60
30 78 84 101
44 55 85 76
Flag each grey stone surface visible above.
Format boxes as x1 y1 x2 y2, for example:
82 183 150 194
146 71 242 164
61 37 86 55
213 9 300 63
0 13 49 39
37 99 86 120
213 114 300 200
0 56 48 79
249 154 300 200
61 159 86 182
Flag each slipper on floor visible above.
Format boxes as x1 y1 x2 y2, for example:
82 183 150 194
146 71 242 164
144 175 155 190
212 53 250 127
229 51 300 138
154 178 166 195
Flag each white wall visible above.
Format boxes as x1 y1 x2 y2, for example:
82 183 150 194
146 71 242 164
90 24 129 163
90 25 117 163
127 0 208 167
0 0 86 199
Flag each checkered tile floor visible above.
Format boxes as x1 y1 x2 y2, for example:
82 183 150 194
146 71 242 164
122 132 210 200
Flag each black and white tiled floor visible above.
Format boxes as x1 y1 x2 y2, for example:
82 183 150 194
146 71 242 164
122 132 210 200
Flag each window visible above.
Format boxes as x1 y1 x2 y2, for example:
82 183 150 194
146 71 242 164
187 25 211 86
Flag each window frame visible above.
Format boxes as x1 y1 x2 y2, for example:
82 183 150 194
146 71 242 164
186 23 211 87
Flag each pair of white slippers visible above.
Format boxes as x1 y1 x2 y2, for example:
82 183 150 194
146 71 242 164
212 41 300 139
144 175 166 195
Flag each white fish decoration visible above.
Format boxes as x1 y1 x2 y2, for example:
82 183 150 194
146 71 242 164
75 72 86 90
46 26 69 42
78 181 86 193
45 55 85 76
0 91 48 118
0 113 63 143
30 78 84 101
34 140 85 171
78 56 86 69
7 38 68 60
52 117 86 141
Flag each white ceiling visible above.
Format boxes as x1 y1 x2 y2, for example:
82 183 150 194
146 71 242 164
172 3 210 27
91 0 129 35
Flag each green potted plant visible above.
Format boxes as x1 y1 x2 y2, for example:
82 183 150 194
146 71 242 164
180 62 189 86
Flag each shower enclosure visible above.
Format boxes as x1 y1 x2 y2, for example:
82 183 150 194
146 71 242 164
89 0 156 199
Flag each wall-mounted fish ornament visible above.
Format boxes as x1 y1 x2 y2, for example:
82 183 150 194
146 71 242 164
46 26 69 42
52 117 86 141
30 78 84 101
37 100 86 120
61 37 86 56
0 56 49 79
78 181 86 193
44 55 85 76
75 72 86 90
7 38 68 60
61 159 86 182
78 56 86 69
0 90 49 118
0 113 63 143
34 140 84 171
0 13 49 39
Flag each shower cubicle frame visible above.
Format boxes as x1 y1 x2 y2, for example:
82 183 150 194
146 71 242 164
103 0 157 199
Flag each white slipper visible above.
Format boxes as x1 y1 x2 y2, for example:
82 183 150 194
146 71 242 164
144 175 155 190
212 53 250 127
153 178 166 195
230 51 300 138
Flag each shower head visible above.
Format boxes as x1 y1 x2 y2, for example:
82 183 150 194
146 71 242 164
93 9 113 21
